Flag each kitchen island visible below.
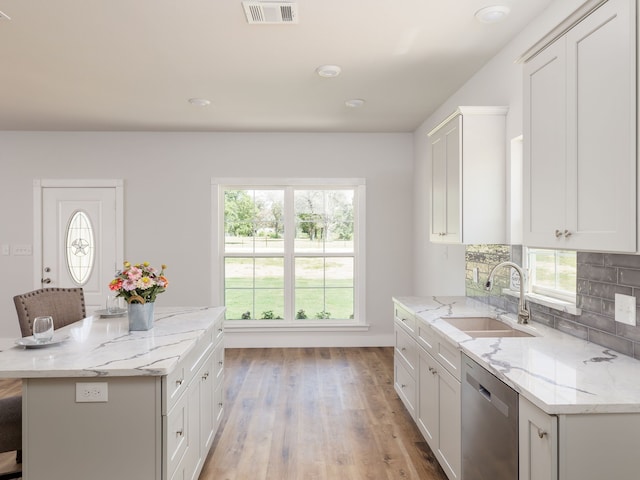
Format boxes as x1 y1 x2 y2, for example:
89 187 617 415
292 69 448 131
0 306 225 480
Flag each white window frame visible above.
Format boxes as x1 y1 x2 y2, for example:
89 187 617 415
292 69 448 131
211 178 367 331
523 247 577 305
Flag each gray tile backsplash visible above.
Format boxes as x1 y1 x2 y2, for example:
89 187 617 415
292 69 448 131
465 245 640 360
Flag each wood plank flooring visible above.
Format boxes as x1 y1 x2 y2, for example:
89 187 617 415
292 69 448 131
0 347 448 480
201 347 447 480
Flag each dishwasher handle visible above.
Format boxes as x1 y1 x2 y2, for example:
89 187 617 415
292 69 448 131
479 384 491 401
466 372 511 418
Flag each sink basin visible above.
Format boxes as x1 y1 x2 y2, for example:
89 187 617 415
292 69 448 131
442 316 535 338
443 316 512 331
464 329 534 338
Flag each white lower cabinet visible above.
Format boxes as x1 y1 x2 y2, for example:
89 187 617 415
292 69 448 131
519 396 558 480
520 395 640 480
394 315 418 419
394 302 461 480
417 345 461 480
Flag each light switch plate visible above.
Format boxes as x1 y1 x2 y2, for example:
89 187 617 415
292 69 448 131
615 293 636 326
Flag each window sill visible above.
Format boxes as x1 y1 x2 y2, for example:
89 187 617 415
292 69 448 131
503 289 581 316
223 320 370 333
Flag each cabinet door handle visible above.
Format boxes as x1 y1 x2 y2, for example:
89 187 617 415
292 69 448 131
175 379 183 386
538 429 547 439
555 229 563 238
563 229 572 238
202 371 209 380
176 429 184 437
218 361 224 366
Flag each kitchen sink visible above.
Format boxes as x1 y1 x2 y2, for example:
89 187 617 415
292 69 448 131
442 316 535 338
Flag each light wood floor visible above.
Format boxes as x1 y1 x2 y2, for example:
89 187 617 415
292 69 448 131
0 347 448 480
201 347 447 480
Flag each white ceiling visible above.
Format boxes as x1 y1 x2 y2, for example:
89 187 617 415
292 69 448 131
0 0 555 133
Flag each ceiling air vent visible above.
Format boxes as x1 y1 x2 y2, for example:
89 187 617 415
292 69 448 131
242 2 298 24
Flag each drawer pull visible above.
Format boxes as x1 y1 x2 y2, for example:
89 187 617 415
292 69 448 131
555 229 562 238
401 347 406 352
401 384 407 389
563 229 572 238
400 318 407 323
538 429 547 439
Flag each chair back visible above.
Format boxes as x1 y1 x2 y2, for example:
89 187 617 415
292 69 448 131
13 288 86 337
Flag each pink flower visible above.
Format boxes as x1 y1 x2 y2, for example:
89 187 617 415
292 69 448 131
127 267 142 281
123 279 137 291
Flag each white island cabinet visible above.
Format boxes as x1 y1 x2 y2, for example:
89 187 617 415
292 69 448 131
0 306 225 480
523 0 636 252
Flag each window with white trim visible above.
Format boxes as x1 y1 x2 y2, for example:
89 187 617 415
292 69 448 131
526 248 576 303
212 179 365 325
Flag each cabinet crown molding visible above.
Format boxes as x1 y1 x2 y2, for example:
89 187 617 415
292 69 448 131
428 106 508 137
517 0 608 63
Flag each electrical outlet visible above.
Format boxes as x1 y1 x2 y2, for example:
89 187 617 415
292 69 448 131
615 293 637 326
472 267 479 284
75 382 108 402
11 244 32 256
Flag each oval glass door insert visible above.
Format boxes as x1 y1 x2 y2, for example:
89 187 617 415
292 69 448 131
65 210 95 286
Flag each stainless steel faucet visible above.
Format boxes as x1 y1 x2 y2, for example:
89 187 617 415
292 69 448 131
485 261 530 324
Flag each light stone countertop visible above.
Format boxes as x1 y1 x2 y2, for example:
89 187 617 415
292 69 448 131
394 295 640 415
0 306 225 378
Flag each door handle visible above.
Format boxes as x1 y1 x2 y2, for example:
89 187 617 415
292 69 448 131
41 278 52 284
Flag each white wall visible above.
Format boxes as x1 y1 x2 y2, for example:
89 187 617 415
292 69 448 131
413 0 589 296
0 131 413 346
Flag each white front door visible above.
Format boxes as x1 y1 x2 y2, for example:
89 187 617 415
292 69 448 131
34 180 124 313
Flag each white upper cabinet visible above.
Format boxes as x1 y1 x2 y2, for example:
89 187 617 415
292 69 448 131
523 0 636 252
428 106 508 244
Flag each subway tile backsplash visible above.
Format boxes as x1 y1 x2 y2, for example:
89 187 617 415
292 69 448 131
465 245 640 360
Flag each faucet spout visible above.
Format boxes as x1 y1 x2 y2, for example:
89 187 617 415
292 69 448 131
486 261 529 324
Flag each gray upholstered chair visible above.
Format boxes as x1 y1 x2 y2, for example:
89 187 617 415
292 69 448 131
13 287 86 338
0 395 22 479
3 288 85 479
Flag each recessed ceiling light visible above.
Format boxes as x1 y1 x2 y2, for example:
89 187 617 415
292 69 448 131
345 99 365 108
474 5 510 23
316 65 342 78
188 98 211 107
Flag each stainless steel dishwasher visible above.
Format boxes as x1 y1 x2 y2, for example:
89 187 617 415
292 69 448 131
461 353 518 480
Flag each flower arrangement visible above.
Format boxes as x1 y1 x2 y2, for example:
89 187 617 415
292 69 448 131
109 261 168 303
